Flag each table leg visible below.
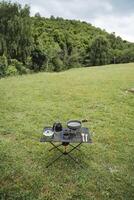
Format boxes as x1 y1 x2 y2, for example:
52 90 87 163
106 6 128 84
46 153 64 168
49 143 62 151
67 142 82 154
67 153 83 168
49 142 63 154
47 142 83 168
69 143 81 151
67 143 83 168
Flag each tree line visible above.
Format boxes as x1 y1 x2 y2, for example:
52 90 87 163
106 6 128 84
0 1 134 77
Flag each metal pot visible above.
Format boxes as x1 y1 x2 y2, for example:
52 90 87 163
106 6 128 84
67 120 82 130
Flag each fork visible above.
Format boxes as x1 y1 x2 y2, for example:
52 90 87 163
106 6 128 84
81 133 85 142
85 134 88 142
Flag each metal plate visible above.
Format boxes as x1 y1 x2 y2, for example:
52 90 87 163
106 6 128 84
43 129 54 137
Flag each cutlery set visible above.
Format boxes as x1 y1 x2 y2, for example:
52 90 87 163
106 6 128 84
81 133 88 142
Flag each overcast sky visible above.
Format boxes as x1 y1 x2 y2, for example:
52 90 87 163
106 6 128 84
12 0 134 42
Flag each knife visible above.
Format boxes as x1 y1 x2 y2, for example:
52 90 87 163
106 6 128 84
81 133 85 142
85 134 88 142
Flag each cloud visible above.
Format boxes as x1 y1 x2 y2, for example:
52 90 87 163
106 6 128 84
30 0 113 19
92 14 134 42
109 0 134 14
12 0 134 42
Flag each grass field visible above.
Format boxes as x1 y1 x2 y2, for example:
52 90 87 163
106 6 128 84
0 63 134 200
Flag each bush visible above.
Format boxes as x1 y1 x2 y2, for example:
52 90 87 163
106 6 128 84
6 65 18 76
52 57 63 72
31 48 47 72
25 56 32 69
10 59 28 75
0 55 8 77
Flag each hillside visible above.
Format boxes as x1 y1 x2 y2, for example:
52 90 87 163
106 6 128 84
32 15 134 69
1 1 134 77
0 63 134 199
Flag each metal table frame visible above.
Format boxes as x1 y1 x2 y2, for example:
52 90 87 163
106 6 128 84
46 141 83 168
40 127 92 168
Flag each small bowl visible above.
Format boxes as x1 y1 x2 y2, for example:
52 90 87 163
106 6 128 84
43 129 54 137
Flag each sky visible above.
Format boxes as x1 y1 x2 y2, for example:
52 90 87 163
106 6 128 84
11 0 134 42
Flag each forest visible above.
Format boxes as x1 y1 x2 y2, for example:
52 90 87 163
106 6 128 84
0 1 134 77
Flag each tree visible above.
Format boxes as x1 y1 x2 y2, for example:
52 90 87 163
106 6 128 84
1 1 134 76
0 55 8 77
0 1 33 64
34 12 41 18
89 35 111 66
31 48 47 72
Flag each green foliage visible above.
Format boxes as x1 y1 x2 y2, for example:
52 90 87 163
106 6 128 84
32 16 134 71
51 57 64 72
0 1 134 76
89 35 111 66
31 48 47 72
0 54 8 77
113 48 134 64
10 59 27 75
5 65 18 76
0 1 33 63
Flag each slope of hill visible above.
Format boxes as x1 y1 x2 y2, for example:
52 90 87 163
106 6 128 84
31 16 134 70
1 1 134 77
0 63 134 200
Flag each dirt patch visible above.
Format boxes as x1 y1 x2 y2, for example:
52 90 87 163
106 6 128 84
0 132 17 141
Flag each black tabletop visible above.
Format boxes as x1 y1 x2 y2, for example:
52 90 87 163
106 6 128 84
40 127 92 143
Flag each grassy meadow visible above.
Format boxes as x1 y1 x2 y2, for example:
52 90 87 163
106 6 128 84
0 63 134 200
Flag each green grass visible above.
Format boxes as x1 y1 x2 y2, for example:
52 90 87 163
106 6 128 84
0 63 134 200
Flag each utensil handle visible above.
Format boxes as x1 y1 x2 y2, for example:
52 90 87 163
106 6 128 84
81 119 88 123
86 134 87 142
82 134 85 142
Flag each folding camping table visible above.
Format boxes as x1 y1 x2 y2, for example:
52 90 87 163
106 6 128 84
40 127 92 168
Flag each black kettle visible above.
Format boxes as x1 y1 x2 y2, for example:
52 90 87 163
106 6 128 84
52 122 62 132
